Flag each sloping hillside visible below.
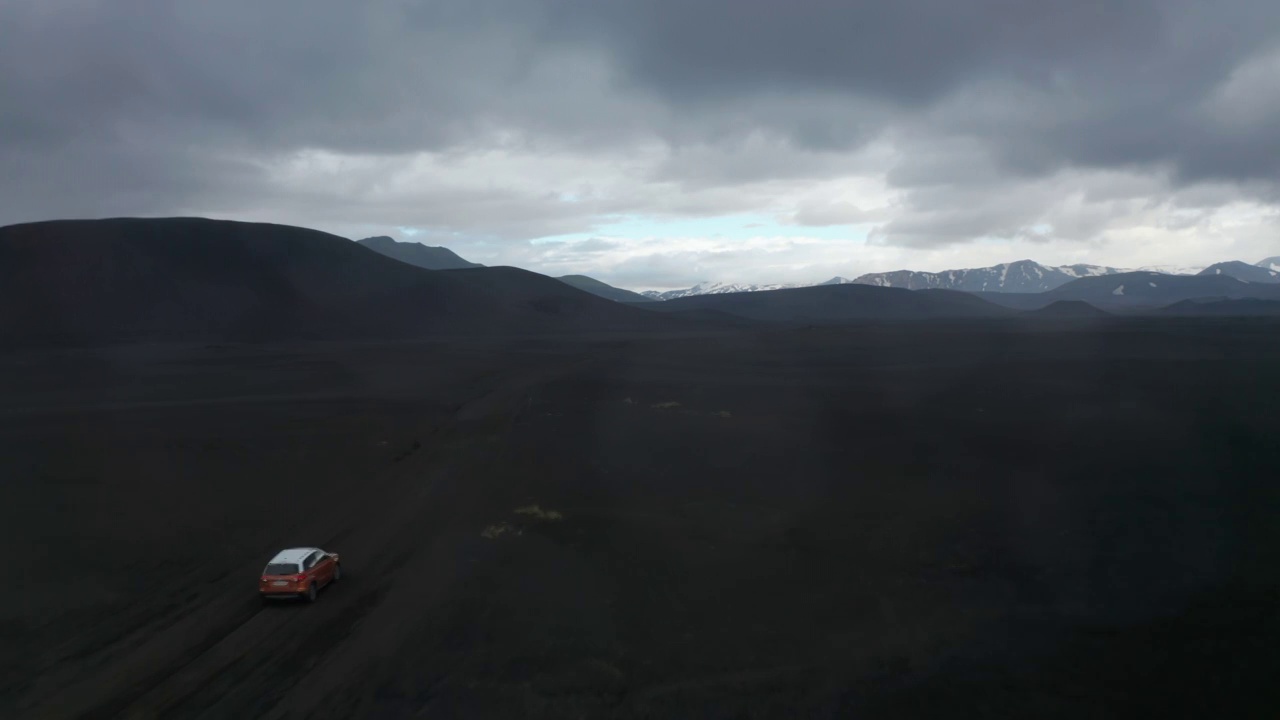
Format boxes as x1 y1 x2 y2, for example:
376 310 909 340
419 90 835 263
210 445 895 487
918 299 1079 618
558 275 655 303
0 218 662 345
1161 298 1280 317
1028 300 1110 318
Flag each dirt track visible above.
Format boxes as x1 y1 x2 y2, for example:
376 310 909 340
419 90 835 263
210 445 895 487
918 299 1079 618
5 321 1280 718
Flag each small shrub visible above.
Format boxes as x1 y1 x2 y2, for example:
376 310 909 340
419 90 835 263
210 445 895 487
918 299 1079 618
481 523 514 539
514 504 564 521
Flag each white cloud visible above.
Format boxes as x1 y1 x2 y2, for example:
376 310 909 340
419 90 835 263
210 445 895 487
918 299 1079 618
175 140 1280 291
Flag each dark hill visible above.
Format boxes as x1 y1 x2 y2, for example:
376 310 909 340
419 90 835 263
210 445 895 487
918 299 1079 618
1161 298 1280 317
978 272 1280 311
0 218 663 346
557 275 654 303
1043 272 1271 307
356 235 481 270
969 292 1047 311
442 267 669 329
640 283 1012 322
1027 300 1110 318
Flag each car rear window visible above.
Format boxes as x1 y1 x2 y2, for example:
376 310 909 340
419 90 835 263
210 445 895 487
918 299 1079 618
264 563 299 576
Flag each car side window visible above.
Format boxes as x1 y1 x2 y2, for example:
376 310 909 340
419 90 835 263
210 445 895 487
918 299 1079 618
304 553 318 569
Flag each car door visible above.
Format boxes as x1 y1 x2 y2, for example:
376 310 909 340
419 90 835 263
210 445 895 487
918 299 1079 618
316 551 335 586
310 550 331 587
302 551 321 587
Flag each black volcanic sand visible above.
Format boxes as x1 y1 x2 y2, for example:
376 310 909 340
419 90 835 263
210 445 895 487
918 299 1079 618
4 320 1280 719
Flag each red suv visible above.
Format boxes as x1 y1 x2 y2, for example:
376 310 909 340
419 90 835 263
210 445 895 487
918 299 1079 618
260 547 341 602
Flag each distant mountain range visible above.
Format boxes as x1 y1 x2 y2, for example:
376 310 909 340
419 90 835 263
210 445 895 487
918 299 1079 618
1135 264 1211 276
354 234 1280 315
637 261 1132 298
1197 261 1280 284
637 257 1280 299
357 235 482 270
357 237 1280 305
640 281 804 300
849 260 1126 293
637 261 1129 298
4 219 1279 347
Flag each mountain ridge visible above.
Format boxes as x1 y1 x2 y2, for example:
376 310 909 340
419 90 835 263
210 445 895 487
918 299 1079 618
851 260 1125 293
641 281 803 300
357 235 482 270
1198 261 1280 284
638 259 1213 299
556 275 655 303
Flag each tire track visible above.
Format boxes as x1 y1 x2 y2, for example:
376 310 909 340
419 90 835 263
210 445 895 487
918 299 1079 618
25 354 593 719
66 599 274 720
110 607 303 720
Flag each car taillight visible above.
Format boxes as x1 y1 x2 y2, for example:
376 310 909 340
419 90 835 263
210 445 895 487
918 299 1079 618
261 577 268 583
295 574 306 583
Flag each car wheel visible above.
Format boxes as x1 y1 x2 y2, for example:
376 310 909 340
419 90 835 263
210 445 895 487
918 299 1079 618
333 564 341 582
305 584 317 603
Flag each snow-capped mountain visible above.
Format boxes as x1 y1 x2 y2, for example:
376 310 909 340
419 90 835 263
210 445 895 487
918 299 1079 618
640 281 801 300
638 260 1219 300
850 260 1126 293
1257 256 1280 273
1057 264 1125 278
1198 261 1280 284
1134 264 1204 275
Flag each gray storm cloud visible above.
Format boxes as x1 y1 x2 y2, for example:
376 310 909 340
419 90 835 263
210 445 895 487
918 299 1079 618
1 0 1277 284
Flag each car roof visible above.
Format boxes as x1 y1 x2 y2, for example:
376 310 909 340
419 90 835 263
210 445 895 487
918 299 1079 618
268 547 321 564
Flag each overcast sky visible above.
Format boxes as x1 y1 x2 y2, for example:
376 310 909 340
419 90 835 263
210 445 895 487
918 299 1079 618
3 0 1279 289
